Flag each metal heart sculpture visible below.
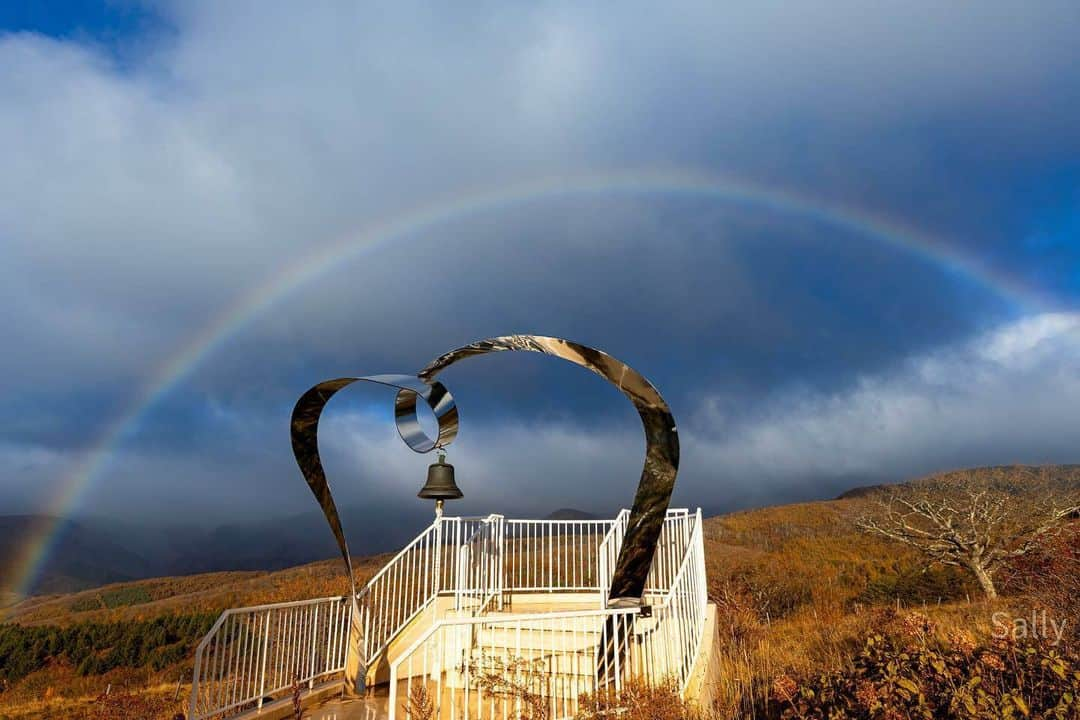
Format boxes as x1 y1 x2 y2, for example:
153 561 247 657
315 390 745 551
289 334 679 691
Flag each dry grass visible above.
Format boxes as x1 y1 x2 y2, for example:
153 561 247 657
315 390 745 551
0 663 185 720
2 471 1076 719
3 553 395 627
700 495 1076 717
577 678 708 720
707 596 1020 718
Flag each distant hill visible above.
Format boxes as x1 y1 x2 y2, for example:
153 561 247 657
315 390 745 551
0 503 434 597
5 464 1077 601
835 484 888 499
837 463 1080 499
0 516 154 595
3 484 973 626
544 508 599 520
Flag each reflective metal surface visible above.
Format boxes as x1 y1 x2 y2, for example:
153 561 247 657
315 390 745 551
291 374 457 584
290 374 456 693
289 334 679 689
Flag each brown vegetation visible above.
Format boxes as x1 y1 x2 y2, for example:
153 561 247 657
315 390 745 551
3 552 395 627
577 678 706 720
1001 521 1080 652
774 614 1080 719
856 466 1080 599
0 464 1077 719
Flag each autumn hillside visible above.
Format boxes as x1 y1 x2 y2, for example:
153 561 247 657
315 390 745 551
1 464 1078 719
3 496 967 630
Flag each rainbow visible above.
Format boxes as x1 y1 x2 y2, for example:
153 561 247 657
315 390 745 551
6 167 1047 600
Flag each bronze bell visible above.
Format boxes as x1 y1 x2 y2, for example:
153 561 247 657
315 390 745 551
418 453 463 501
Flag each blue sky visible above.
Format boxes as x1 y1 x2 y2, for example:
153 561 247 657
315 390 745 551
0 1 1078 524
0 1 159 46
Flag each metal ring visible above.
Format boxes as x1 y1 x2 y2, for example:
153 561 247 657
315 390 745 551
393 383 458 452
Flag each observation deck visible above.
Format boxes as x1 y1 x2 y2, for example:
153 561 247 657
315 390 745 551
189 509 715 720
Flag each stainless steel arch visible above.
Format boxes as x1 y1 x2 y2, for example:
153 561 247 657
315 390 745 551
417 334 680 605
289 335 679 691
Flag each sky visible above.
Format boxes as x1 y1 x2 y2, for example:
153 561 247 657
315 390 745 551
0 1 1078 527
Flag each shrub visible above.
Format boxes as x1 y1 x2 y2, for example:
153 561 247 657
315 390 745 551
404 684 436 720
1001 522 1080 653
100 587 152 609
774 617 1080 719
857 564 970 606
576 678 705 720
69 597 103 613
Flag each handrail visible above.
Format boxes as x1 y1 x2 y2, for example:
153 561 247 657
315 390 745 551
385 509 708 719
355 518 449 662
191 595 348 669
652 511 699 611
597 509 630 606
356 519 439 601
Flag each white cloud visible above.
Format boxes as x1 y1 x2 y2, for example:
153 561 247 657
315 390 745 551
684 313 1080 503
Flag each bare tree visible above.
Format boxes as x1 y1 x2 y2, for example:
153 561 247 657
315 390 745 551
856 467 1080 599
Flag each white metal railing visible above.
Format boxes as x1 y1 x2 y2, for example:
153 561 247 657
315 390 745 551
455 514 505 613
646 509 708 688
597 509 629 605
598 509 692 606
503 517 616 593
389 509 707 720
189 596 351 719
357 517 458 663
190 509 705 720
389 607 639 720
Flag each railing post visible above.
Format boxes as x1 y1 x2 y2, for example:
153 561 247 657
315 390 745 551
496 516 505 609
363 602 370 660
257 610 271 708
189 644 204 720
433 517 443 598
459 544 469 612
308 604 320 689
388 660 399 720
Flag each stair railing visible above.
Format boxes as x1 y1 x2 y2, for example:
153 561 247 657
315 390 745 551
189 596 351 720
596 509 630 607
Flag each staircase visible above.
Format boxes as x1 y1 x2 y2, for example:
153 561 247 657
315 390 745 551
188 509 708 720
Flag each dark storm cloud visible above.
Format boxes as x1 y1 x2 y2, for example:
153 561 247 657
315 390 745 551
0 1 1078 521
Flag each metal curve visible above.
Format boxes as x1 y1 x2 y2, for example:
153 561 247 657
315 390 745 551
418 334 679 606
290 374 457 592
290 373 457 693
